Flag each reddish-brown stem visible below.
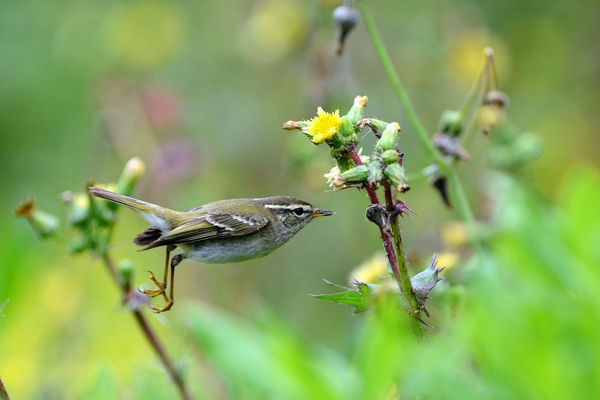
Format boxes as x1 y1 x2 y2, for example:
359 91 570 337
348 146 400 291
383 181 424 335
350 144 424 335
100 252 193 400
349 148 380 204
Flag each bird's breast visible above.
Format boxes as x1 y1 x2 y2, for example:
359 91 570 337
179 231 289 264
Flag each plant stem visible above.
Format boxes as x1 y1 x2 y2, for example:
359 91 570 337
100 252 193 400
445 168 485 257
357 0 485 260
383 181 425 336
357 0 446 170
350 148 424 335
0 377 9 400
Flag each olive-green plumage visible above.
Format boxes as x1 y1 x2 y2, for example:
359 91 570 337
89 186 333 312
88 186 333 264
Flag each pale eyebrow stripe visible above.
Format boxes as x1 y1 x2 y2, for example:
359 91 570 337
264 204 311 211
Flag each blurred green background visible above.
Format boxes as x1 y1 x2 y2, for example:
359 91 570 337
1 0 599 398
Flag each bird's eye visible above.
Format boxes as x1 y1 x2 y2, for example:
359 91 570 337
292 207 305 216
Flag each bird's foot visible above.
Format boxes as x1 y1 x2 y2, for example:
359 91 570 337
151 297 173 313
139 270 166 298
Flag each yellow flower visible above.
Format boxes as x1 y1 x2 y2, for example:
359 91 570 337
304 107 342 144
436 251 460 271
350 253 388 284
442 221 469 249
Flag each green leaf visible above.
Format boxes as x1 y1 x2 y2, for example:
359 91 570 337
183 302 356 400
313 280 372 313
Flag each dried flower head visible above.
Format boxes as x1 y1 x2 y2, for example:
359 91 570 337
324 165 342 188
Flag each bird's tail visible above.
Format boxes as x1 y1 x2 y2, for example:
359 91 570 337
88 186 178 230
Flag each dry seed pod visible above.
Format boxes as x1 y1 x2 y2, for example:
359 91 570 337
333 5 360 55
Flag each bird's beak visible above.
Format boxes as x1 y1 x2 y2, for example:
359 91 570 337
310 208 335 218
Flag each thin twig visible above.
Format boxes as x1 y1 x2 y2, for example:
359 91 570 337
100 252 193 400
0 377 9 400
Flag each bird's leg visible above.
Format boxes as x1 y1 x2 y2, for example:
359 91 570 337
152 254 184 313
140 245 175 298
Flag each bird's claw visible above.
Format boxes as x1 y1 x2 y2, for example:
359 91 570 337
151 298 173 313
139 270 166 298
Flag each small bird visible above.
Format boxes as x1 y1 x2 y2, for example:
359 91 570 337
88 187 333 312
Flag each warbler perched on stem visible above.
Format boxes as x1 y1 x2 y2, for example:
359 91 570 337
88 187 334 312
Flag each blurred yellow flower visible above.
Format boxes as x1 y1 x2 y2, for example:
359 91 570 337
436 251 460 271
447 31 509 86
351 253 388 284
305 107 342 144
478 104 506 132
442 221 469 249
238 0 307 64
123 156 145 180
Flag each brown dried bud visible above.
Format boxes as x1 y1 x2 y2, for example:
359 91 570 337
433 133 469 160
333 5 360 55
484 90 509 108
430 173 451 207
282 120 301 130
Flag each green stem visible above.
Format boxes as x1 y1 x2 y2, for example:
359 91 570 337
445 169 485 258
357 0 446 170
383 181 425 337
357 0 484 260
350 148 424 336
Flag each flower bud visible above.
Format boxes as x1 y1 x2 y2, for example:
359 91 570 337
68 236 92 254
15 198 59 239
282 120 308 131
357 118 388 136
375 122 401 152
61 192 90 227
367 160 383 186
116 157 145 198
439 110 463 136
383 163 407 188
430 173 451 207
336 164 368 185
381 149 399 164
489 132 543 170
433 133 469 160
338 115 355 139
118 259 135 289
411 255 444 315
345 95 369 125
514 132 543 161
484 90 509 108
333 5 360 55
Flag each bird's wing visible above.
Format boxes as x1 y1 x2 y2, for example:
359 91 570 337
143 213 269 249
